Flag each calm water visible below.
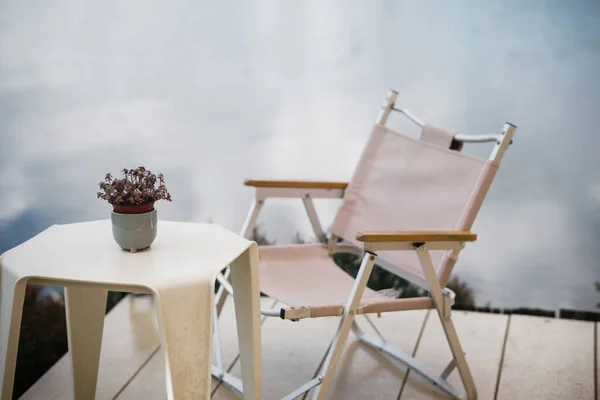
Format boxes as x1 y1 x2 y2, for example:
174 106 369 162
1 1 599 312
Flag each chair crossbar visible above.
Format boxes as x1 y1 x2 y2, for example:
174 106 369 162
281 377 323 400
390 106 504 143
355 332 466 399
362 314 387 343
276 296 433 320
442 358 458 380
212 366 244 396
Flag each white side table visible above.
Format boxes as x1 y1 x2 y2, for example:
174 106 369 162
0 220 262 399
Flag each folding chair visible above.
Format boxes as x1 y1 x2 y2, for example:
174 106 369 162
212 89 516 400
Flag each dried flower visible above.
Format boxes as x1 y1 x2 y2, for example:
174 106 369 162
97 166 172 205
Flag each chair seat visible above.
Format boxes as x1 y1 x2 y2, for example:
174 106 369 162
258 243 390 308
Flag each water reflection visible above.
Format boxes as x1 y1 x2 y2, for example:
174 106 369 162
1 0 599 311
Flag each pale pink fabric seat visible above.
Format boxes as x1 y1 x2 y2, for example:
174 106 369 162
258 244 435 317
256 123 498 316
258 244 385 307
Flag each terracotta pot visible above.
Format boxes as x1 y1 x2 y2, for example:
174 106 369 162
112 202 155 214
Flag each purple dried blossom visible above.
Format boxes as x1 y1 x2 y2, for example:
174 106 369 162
97 166 173 205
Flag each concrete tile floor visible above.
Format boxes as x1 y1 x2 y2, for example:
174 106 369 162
20 295 597 400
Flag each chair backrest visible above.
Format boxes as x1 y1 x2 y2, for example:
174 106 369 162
330 90 516 286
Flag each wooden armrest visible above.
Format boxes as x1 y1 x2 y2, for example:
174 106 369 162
244 179 348 190
356 231 477 243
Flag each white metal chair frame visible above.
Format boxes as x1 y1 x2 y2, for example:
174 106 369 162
211 89 516 400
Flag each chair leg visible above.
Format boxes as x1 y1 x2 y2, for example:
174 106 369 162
0 272 27 400
211 301 246 395
437 313 477 400
215 273 231 317
309 253 376 400
211 197 264 392
344 245 478 400
213 305 225 377
416 245 477 400
215 197 263 317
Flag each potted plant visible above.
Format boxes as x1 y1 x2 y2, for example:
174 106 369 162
97 166 172 252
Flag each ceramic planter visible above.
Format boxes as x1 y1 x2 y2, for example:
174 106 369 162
110 203 157 252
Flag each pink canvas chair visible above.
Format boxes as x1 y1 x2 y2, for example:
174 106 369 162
212 89 516 400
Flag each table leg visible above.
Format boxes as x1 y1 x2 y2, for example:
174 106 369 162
230 243 262 400
0 271 27 400
65 286 108 399
152 280 215 399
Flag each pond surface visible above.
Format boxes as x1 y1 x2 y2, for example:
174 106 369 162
1 1 599 311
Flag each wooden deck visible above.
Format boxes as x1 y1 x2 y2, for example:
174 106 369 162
20 295 597 399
